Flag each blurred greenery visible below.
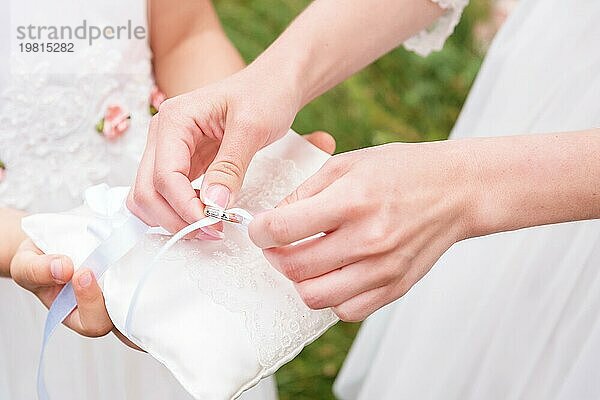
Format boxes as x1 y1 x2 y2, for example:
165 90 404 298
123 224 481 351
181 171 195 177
214 1 491 398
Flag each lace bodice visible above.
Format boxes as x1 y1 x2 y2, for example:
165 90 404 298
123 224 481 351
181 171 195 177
0 0 467 214
0 0 154 213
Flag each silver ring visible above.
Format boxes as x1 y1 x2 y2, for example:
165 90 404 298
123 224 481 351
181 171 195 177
204 205 244 224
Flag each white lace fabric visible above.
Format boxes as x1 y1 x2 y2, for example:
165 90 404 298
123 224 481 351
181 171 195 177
24 132 339 400
0 22 153 212
0 61 153 211
0 1 212 399
404 0 469 56
129 155 338 370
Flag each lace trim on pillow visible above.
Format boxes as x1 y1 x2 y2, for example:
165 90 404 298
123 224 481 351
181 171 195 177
403 0 469 57
142 156 338 369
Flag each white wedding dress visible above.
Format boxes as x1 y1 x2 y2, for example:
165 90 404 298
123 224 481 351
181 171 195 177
335 0 600 399
0 0 276 399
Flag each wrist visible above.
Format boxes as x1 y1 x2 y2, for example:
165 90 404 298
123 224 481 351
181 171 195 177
459 140 496 239
441 140 491 242
247 48 306 115
458 136 533 239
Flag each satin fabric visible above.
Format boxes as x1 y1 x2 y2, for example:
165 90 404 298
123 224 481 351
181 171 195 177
25 132 339 400
0 0 277 398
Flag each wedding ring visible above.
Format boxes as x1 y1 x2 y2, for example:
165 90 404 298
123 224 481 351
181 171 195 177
204 205 244 224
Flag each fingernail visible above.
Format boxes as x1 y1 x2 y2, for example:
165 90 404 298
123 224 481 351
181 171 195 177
78 271 92 288
50 258 65 283
205 184 230 209
199 226 224 240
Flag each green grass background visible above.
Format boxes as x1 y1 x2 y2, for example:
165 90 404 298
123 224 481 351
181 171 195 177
214 1 491 398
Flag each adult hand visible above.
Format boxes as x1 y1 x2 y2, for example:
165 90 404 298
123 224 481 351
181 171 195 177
249 141 478 322
128 0 446 238
10 239 139 348
127 67 302 238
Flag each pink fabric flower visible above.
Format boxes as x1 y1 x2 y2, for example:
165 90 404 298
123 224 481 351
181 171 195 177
149 86 167 115
96 105 131 140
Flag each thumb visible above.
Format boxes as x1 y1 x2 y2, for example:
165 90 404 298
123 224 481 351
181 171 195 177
200 124 264 209
11 243 74 289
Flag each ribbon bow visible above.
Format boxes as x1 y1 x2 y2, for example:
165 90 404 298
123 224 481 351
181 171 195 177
37 182 253 399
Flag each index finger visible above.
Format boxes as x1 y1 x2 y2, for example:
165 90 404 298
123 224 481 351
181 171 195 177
153 115 205 224
248 187 344 249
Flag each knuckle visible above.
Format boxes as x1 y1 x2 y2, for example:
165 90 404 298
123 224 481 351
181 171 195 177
81 323 111 338
323 157 345 177
379 263 401 284
153 171 170 193
21 266 35 286
211 158 245 182
279 255 305 283
157 99 194 129
24 260 44 286
341 190 367 217
297 286 327 310
131 187 152 208
279 189 300 207
362 225 390 252
75 285 93 302
381 283 397 301
265 211 292 246
342 201 363 220
394 277 414 299
157 98 177 114
353 312 369 322
333 306 363 323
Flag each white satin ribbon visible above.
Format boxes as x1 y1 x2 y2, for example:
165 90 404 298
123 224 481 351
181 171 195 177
123 207 253 336
37 205 253 399
37 213 148 400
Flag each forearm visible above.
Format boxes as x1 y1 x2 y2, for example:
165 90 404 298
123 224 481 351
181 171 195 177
249 0 444 109
0 208 27 278
153 30 245 97
150 0 245 97
466 130 600 238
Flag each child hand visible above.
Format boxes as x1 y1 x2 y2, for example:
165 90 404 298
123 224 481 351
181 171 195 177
10 238 139 349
